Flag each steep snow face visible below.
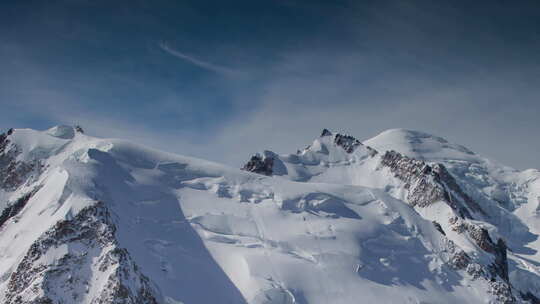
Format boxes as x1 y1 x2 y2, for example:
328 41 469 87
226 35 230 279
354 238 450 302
364 128 537 212
0 128 246 304
0 126 539 303
244 128 540 302
364 128 532 214
365 129 540 256
365 129 540 298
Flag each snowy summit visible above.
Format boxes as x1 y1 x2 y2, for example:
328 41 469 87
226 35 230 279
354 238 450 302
0 126 539 304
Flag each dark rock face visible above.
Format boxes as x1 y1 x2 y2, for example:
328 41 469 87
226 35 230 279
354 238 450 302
0 188 40 228
432 221 446 235
320 129 332 137
445 238 475 273
521 291 540 304
454 223 497 253
450 252 471 271
334 134 361 153
380 150 484 218
446 238 514 303
0 131 40 191
449 219 515 302
493 239 509 283
470 229 509 281
6 202 161 304
433 163 484 215
380 150 516 301
242 154 274 176
451 220 509 282
489 281 515 304
0 132 9 153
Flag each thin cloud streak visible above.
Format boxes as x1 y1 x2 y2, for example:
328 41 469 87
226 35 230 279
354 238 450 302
159 42 237 75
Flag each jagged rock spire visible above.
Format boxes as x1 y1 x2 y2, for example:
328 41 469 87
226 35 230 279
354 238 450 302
321 128 332 137
242 153 274 176
334 133 361 153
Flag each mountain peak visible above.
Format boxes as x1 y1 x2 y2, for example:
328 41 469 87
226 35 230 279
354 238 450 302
364 128 477 162
320 128 333 137
1 125 538 303
311 129 364 154
45 125 78 139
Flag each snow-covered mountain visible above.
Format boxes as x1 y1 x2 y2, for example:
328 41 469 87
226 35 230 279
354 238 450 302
0 125 539 303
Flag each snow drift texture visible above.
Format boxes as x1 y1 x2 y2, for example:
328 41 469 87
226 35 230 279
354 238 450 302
0 125 539 304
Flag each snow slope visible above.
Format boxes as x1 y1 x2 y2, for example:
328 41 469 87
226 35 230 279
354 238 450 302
0 126 539 303
365 128 540 299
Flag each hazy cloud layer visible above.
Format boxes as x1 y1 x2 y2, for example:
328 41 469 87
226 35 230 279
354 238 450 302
0 0 539 169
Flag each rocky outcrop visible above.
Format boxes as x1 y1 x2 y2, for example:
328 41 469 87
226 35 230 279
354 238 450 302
334 133 361 153
444 233 514 303
330 131 377 156
493 239 509 283
447 240 471 270
432 221 446 235
5 202 161 304
452 221 509 282
0 130 40 191
433 163 484 214
320 129 332 137
242 154 274 176
380 150 517 301
447 217 515 303
489 281 515 304
0 188 40 228
380 150 484 218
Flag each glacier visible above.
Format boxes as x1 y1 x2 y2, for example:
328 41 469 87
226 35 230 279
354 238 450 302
0 125 539 303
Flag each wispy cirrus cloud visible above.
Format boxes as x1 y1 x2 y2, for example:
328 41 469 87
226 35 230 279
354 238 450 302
159 41 237 76
2 1 540 170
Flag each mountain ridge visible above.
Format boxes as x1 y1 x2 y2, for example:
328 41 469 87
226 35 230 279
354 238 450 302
0 125 539 303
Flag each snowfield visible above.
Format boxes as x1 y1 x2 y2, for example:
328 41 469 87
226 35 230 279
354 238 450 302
0 125 539 303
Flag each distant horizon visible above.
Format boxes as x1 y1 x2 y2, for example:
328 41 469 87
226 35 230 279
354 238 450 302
4 124 538 172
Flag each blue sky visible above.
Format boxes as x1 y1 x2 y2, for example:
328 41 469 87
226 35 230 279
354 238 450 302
1 0 539 169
